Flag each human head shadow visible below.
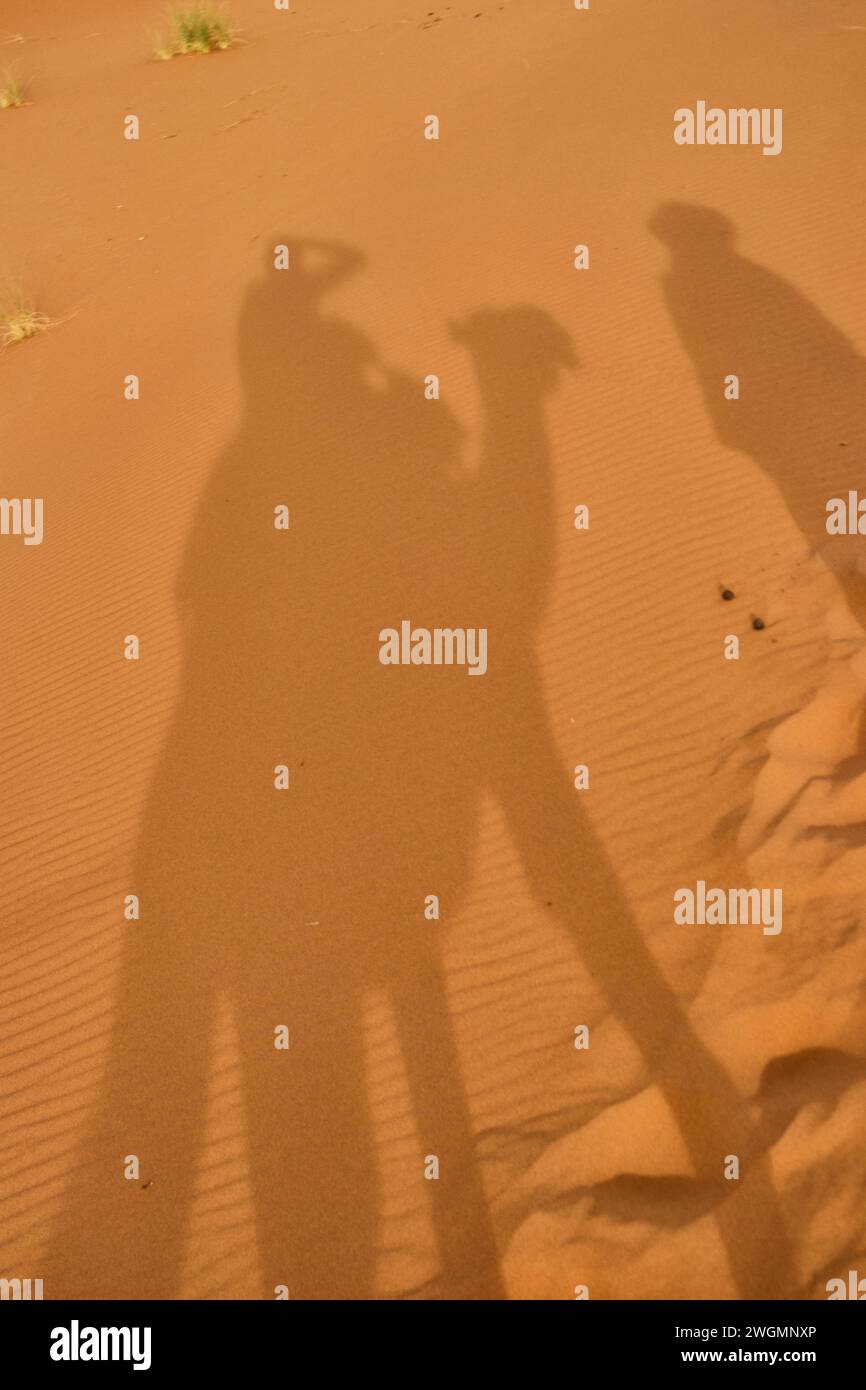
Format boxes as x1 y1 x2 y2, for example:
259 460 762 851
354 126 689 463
43 236 795 1301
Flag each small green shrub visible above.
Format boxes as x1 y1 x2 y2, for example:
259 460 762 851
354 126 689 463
0 67 26 108
1 289 51 347
155 6 235 60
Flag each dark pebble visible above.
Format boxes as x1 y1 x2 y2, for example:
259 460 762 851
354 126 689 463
752 617 765 630
721 588 735 601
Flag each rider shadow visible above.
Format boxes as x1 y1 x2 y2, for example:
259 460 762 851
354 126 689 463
45 237 795 1300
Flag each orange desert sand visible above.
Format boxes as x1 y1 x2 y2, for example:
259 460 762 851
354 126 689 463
1 0 865 1300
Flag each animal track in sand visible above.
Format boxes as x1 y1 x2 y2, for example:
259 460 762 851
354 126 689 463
221 109 267 133
421 8 505 28
308 6 503 38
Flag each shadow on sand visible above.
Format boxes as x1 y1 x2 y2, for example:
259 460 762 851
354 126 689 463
46 236 796 1299
650 201 866 635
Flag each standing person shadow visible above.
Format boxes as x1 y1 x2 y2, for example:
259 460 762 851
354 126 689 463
649 202 866 633
649 202 866 842
46 238 794 1301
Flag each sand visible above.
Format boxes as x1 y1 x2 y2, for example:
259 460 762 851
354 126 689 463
1 0 864 1300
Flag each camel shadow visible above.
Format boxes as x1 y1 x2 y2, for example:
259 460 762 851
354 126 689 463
45 236 795 1300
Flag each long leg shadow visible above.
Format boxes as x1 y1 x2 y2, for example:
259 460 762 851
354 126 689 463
454 306 795 1296
44 241 794 1300
489 670 796 1296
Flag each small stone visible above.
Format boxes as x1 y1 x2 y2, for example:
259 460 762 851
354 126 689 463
752 617 765 631
721 588 735 601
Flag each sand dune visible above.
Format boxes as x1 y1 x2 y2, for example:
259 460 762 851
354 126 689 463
1 0 864 1299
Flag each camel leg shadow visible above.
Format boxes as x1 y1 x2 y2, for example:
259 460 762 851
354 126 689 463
390 945 507 1299
489 663 796 1299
